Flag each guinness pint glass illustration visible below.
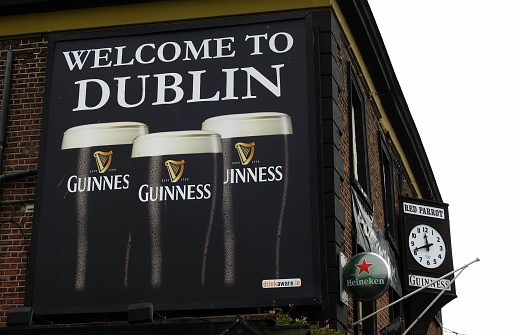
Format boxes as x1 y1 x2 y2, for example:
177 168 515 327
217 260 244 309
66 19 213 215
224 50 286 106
202 112 293 292
58 121 148 305
129 130 224 303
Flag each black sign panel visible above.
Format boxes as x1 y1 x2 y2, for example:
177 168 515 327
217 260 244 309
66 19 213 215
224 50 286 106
27 13 321 315
399 196 454 295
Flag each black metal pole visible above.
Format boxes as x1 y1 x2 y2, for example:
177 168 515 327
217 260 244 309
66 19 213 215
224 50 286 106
0 50 14 174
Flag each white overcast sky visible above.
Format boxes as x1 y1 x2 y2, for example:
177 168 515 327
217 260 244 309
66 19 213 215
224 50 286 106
367 1 516 335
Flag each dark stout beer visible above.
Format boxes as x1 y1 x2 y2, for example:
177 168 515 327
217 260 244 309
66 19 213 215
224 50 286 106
129 130 224 304
202 112 293 295
57 121 148 306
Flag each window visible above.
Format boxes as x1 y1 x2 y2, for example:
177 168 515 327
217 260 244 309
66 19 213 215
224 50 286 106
349 69 370 198
380 138 398 250
355 300 377 335
388 288 403 335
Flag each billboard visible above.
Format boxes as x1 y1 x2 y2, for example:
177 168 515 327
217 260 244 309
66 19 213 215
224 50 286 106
27 13 322 314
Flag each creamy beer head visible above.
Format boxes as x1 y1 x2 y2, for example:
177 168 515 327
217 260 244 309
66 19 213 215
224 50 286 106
201 112 293 138
131 130 222 157
62 122 149 149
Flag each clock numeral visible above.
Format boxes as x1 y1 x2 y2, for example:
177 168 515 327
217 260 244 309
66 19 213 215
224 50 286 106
411 233 416 238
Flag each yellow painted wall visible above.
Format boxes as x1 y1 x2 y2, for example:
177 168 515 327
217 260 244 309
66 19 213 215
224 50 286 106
0 0 329 37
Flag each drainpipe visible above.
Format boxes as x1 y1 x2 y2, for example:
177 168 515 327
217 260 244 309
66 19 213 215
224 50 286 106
0 168 37 183
0 50 13 172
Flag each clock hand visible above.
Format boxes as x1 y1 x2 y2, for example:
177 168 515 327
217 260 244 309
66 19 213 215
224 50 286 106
414 243 434 252
424 234 431 251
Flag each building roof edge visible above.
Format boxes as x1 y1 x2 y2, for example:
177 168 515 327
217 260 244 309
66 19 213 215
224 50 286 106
338 0 441 202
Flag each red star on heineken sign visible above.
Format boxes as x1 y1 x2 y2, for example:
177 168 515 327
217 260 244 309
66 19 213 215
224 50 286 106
356 258 373 275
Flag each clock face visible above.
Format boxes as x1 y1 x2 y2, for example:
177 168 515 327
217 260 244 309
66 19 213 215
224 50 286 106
408 224 446 269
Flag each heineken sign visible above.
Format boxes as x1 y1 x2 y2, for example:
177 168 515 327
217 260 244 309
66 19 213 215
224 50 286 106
343 252 391 301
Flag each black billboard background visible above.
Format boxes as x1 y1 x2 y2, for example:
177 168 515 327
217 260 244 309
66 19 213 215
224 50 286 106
27 13 322 314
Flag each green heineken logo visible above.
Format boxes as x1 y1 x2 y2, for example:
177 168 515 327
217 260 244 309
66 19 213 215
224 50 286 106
343 252 391 301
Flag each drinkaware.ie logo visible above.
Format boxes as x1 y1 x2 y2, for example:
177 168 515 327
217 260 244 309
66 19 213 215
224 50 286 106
224 141 283 184
262 278 301 289
343 252 391 301
67 149 130 193
138 158 212 202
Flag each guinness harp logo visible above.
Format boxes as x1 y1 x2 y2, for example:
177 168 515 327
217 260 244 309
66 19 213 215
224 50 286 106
165 160 185 182
93 150 113 174
235 142 255 165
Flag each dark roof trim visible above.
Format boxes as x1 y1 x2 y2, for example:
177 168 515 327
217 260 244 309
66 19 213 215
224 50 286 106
0 0 154 16
338 0 441 201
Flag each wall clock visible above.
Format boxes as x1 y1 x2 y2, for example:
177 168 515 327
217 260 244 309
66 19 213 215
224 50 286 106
408 224 446 269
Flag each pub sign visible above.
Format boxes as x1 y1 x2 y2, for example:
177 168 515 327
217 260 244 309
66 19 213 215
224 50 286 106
342 252 391 301
399 196 455 295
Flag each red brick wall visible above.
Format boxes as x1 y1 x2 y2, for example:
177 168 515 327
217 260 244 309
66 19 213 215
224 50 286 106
334 36 432 334
0 37 46 325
